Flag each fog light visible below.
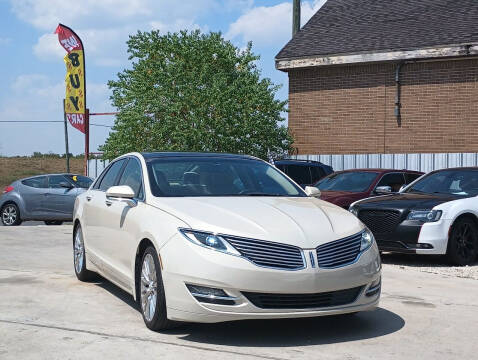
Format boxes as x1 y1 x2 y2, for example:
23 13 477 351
365 277 381 297
186 284 237 305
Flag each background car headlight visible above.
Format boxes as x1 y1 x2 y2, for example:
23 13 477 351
407 210 442 222
179 229 240 255
360 228 374 252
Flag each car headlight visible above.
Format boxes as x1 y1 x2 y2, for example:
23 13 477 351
179 229 240 256
407 210 442 222
361 228 374 252
349 206 359 217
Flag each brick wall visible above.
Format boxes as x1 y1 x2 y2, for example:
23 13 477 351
288 58 478 154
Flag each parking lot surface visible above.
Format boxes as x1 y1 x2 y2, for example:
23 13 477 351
0 225 477 360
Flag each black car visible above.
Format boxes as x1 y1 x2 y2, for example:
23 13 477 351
274 159 333 188
349 167 478 265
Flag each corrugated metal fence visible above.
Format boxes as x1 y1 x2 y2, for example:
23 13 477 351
289 153 478 173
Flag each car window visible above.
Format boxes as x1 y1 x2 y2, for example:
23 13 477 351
286 165 312 185
22 176 47 188
310 166 325 183
98 159 127 191
407 169 478 196
48 175 68 188
118 158 143 198
65 175 93 189
376 173 406 192
317 172 379 192
405 173 422 184
147 157 305 197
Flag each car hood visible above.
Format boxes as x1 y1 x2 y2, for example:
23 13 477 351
354 192 463 210
320 191 368 208
148 196 363 248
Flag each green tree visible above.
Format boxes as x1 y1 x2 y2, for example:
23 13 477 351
101 30 293 160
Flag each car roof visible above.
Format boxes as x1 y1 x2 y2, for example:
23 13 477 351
274 159 326 166
335 168 423 174
140 152 258 160
20 173 88 180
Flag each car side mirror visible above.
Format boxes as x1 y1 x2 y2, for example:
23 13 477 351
305 186 321 198
106 185 137 206
59 181 74 189
375 185 392 194
399 185 407 193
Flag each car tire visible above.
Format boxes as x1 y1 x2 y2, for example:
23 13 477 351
73 224 97 281
139 246 175 331
45 220 64 225
447 217 478 266
1 203 22 226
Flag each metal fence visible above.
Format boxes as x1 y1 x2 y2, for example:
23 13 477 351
289 153 478 173
87 158 110 178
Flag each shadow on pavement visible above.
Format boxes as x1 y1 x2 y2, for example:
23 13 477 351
381 252 478 267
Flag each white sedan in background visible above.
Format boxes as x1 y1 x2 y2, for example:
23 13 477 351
73 152 381 331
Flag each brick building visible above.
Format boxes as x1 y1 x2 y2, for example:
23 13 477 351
276 0 478 157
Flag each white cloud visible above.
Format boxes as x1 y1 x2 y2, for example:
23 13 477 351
226 0 327 47
33 33 65 61
0 37 12 45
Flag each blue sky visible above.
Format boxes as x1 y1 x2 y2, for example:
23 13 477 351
0 0 325 156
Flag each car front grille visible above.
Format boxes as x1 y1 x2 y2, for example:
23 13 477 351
226 237 304 270
242 286 363 309
316 232 362 268
358 209 401 240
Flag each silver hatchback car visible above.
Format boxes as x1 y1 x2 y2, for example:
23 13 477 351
1 174 93 226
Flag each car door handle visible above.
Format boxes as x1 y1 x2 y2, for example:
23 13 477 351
105 199 113 206
86 196 92 202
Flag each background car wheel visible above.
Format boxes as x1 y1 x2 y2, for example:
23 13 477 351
45 220 63 225
73 225 97 281
447 218 478 266
139 246 175 331
1 203 22 226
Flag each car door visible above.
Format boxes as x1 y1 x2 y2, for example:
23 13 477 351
83 158 127 270
99 157 145 286
375 172 406 193
20 176 48 217
45 175 78 219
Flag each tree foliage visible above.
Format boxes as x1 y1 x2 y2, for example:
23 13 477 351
100 30 293 160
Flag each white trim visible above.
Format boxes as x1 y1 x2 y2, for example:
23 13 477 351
276 44 478 70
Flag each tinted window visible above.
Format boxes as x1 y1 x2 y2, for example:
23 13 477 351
98 159 126 191
22 176 47 188
405 173 422 184
65 175 93 189
118 158 143 198
376 173 406 192
310 166 325 183
286 165 312 185
147 158 305 197
48 175 68 188
317 172 379 192
407 169 478 196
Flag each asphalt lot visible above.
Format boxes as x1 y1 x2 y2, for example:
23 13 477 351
0 225 477 360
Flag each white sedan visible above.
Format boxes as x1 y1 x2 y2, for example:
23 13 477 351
73 152 381 331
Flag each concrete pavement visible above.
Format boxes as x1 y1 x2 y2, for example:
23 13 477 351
0 225 477 359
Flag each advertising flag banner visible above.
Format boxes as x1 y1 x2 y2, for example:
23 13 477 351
55 24 86 133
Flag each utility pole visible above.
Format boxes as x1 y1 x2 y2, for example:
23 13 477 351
293 0 301 36
63 99 70 173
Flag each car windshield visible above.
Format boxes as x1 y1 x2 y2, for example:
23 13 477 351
406 169 478 196
146 157 305 197
316 171 379 192
66 175 93 189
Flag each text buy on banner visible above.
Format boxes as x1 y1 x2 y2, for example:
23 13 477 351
55 24 86 133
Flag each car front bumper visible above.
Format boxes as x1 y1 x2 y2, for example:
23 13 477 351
159 234 382 323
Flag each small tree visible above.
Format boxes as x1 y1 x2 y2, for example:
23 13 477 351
101 30 293 160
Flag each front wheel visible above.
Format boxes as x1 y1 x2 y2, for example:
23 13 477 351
1 203 22 226
139 246 175 331
447 218 478 266
73 225 96 281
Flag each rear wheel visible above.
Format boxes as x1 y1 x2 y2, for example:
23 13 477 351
1 203 22 226
139 246 175 331
45 220 63 225
73 225 96 281
447 218 478 266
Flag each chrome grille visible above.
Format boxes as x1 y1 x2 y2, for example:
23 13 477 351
358 209 401 241
316 232 362 268
226 237 304 270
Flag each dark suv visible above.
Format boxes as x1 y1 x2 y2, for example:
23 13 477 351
274 159 333 188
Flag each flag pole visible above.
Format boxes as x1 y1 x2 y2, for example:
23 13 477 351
63 99 70 173
85 108 89 176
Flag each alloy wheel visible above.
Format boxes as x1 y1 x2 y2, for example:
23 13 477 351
140 253 158 322
2 205 17 226
74 229 84 274
452 222 476 262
